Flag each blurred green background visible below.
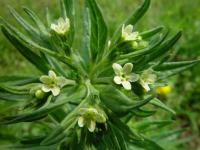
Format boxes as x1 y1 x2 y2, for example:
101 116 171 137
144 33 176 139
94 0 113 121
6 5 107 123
0 0 200 149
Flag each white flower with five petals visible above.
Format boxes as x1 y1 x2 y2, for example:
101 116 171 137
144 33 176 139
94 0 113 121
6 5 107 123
139 69 157 92
112 63 139 90
40 70 75 96
50 17 70 35
122 24 142 41
77 107 106 132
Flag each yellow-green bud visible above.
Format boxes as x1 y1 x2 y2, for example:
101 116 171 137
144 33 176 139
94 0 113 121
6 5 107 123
35 90 45 99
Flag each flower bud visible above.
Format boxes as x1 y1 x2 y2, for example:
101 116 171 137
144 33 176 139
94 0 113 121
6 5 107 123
50 17 70 35
35 89 45 99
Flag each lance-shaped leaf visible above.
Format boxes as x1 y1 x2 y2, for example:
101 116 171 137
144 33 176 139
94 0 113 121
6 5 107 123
119 31 168 60
41 126 67 146
135 31 182 70
153 60 200 71
1 20 74 70
0 75 38 85
0 85 85 124
97 85 154 116
134 120 173 132
111 0 150 45
86 0 108 61
23 7 49 36
0 101 66 124
140 26 164 39
150 98 176 115
131 108 156 117
108 112 142 141
157 62 199 80
151 128 184 141
145 31 182 63
8 6 39 38
60 0 75 45
129 137 164 150
1 26 50 74
0 143 57 150
0 89 32 102
80 7 91 66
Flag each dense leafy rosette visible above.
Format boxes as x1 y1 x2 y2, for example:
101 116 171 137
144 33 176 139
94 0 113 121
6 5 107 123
0 0 199 149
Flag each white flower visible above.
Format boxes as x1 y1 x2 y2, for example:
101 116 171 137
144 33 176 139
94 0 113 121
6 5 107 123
77 108 106 132
40 70 75 96
112 63 139 90
139 69 157 91
50 17 70 35
122 24 142 41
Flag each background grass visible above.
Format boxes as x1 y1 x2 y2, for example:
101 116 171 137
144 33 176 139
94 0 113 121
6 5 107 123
0 0 200 149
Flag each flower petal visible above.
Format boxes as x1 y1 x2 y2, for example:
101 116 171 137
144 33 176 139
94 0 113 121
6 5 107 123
79 108 88 115
88 120 96 132
124 24 133 34
123 63 133 74
114 76 122 84
112 63 122 75
128 73 139 82
146 74 157 84
140 80 150 91
48 70 57 79
50 24 56 30
122 81 131 90
96 114 106 123
51 86 60 96
40 76 51 84
42 85 51 92
78 116 85 128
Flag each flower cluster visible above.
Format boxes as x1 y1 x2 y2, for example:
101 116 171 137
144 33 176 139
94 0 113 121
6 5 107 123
50 17 70 35
40 70 75 96
113 63 156 92
77 107 107 132
112 63 139 90
122 24 148 49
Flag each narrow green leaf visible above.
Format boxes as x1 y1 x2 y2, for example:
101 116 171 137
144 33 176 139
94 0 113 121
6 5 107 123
135 31 181 70
0 76 38 85
97 85 154 115
125 0 150 25
63 0 75 45
130 137 164 150
1 19 74 69
131 108 156 117
1 26 50 73
0 144 57 150
86 0 108 61
23 7 48 35
80 7 91 65
108 113 142 141
150 98 176 115
154 60 200 71
151 128 184 140
140 26 164 39
146 31 182 62
119 32 168 60
41 126 66 146
135 120 173 132
8 7 39 37
157 62 199 80
0 90 31 102
111 124 128 150
111 0 150 44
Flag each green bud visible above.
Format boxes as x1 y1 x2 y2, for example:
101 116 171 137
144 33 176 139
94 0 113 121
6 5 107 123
35 89 45 99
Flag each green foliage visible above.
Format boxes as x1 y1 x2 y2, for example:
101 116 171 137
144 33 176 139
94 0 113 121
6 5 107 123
0 0 199 149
